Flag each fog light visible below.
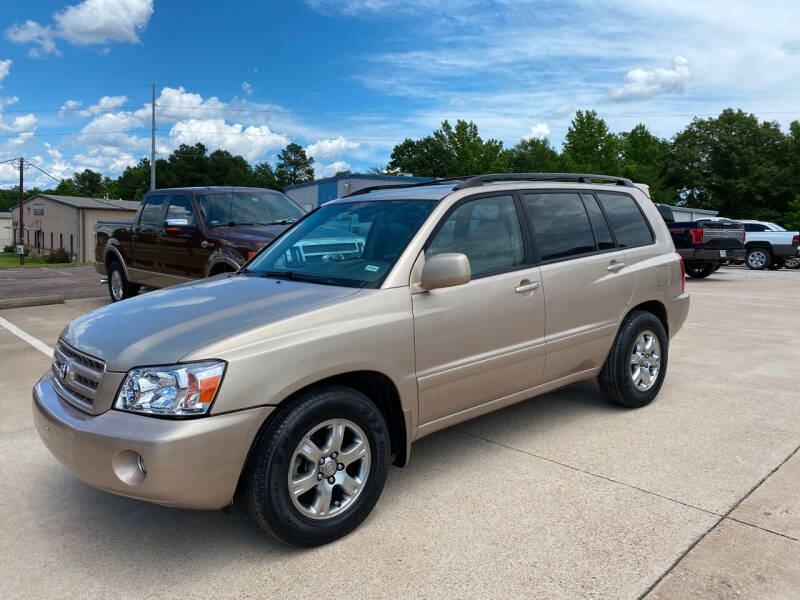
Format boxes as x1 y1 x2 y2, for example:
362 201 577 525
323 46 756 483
112 449 147 486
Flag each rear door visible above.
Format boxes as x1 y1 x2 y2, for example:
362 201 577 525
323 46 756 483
412 193 547 426
130 193 168 283
521 191 633 382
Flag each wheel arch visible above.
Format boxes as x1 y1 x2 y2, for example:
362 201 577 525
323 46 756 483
206 257 240 277
104 246 129 279
623 300 669 338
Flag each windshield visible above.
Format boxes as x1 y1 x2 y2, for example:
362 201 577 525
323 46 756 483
244 200 437 288
196 190 305 227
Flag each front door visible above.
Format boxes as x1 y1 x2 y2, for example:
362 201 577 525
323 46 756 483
520 191 633 382
412 194 546 426
130 193 167 284
159 194 210 280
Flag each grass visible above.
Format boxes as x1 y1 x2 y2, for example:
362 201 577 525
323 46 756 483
0 252 90 268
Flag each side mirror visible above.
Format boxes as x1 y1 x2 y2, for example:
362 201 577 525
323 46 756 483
421 253 471 290
165 218 196 233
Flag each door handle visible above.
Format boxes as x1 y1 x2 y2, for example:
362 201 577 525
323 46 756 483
607 261 625 272
515 280 541 293
200 240 213 249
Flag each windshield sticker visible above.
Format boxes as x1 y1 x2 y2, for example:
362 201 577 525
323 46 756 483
364 265 380 272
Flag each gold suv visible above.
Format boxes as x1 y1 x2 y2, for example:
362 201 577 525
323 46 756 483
33 173 689 546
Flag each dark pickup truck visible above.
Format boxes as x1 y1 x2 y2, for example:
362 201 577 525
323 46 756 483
654 204 745 278
95 187 305 302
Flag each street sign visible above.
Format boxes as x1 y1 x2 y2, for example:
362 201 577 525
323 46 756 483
16 245 24 255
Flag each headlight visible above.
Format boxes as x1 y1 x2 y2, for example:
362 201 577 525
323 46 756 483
115 361 226 417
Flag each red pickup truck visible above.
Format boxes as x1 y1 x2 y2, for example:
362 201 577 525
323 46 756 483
94 187 305 302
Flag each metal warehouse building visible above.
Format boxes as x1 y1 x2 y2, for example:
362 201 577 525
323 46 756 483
284 174 436 209
10 194 140 262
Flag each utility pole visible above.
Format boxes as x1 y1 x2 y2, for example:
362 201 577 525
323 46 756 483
18 156 24 265
150 83 156 190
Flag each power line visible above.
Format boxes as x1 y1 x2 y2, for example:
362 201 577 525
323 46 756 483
25 162 62 184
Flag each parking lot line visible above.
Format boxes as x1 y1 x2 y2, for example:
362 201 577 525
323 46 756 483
0 315 54 358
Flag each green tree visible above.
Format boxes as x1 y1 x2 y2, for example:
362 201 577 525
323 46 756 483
433 120 505 175
115 158 151 201
276 143 315 185
502 137 559 173
561 110 620 174
160 143 211 188
387 136 454 177
618 124 673 204
252 161 282 190
782 194 800 230
207 149 254 186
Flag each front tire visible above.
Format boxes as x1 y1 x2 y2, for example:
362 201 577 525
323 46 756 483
686 262 715 278
599 310 668 408
785 257 800 269
243 386 390 546
746 247 771 270
107 260 140 302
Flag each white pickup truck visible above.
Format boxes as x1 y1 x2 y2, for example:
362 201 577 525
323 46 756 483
737 220 800 270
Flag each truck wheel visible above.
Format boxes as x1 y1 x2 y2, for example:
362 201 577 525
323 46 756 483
598 310 668 408
107 261 140 302
746 247 771 270
767 259 785 271
243 385 390 546
785 257 800 269
686 263 715 278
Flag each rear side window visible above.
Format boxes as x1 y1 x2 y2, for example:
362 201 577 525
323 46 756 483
581 194 615 250
596 193 654 247
139 194 167 227
165 195 196 225
427 195 525 277
744 223 767 232
523 193 596 261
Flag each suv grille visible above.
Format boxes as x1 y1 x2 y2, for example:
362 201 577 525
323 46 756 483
51 340 106 412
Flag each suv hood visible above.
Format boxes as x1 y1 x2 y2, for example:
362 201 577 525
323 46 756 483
60 275 360 371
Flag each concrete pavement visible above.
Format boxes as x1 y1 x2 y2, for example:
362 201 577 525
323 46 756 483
0 270 797 599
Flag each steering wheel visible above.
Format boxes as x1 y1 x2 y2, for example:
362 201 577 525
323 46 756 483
321 252 345 262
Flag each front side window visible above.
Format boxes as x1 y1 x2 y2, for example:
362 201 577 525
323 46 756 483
597 193 654 247
165 195 196 225
246 200 436 288
139 194 167 227
426 195 525 278
523 193 596 261
196 190 304 228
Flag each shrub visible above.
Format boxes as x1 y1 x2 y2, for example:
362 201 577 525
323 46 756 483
3 244 16 253
44 248 71 263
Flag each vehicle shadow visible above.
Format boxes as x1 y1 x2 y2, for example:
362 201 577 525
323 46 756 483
25 380 619 578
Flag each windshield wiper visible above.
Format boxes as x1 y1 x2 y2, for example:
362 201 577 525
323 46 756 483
263 218 298 225
259 270 342 286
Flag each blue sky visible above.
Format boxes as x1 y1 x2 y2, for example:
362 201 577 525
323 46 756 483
1 0 799 190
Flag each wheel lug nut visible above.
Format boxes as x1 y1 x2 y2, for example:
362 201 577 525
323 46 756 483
319 458 325 465
317 473 323 480
337 463 344 470
328 476 335 484
334 500 340 507
331 452 338 459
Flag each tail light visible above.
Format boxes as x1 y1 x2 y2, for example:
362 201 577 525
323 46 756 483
688 228 704 245
793 234 799 247
677 253 685 292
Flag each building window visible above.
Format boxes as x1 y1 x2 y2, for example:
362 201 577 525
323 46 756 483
60 233 63 248
70 234 73 256
26 230 29 244
34 204 44 216
50 232 53 248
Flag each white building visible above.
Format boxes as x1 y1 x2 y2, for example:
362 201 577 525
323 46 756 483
285 174 436 209
0 211 12 248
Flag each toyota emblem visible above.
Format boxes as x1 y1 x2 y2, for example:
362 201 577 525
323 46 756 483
58 359 71 383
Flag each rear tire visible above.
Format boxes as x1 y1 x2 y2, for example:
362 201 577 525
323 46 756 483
746 247 771 270
599 310 668 408
243 386 390 546
785 257 800 269
685 262 715 278
107 260 140 302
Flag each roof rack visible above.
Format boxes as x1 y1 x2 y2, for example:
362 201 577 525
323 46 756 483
452 173 634 190
343 176 467 198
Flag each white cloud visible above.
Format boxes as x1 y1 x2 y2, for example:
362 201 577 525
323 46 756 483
0 59 11 86
524 123 550 140
306 136 360 160
80 95 128 115
0 114 37 133
315 161 351 177
169 119 289 161
5 0 153 57
137 86 229 121
241 81 254 95
59 99 82 117
610 55 690 102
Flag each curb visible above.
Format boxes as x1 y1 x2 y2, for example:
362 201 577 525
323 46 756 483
0 295 65 310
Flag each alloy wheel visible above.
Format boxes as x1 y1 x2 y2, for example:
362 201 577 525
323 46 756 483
630 330 662 391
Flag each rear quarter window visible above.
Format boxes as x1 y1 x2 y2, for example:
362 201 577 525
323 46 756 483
596 193 654 248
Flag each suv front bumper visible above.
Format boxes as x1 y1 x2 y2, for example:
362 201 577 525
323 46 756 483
33 372 272 509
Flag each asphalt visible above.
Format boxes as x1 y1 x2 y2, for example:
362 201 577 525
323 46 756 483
0 267 798 599
0 265 105 301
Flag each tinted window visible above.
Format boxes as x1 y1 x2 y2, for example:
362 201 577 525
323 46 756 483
196 190 304 227
744 223 767 232
596 193 654 247
523 193 596 261
139 195 167 227
165 195 196 225
427 195 525 277
582 194 615 250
